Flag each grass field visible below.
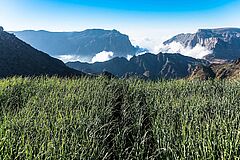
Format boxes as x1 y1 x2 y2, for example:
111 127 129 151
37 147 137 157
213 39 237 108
0 76 240 159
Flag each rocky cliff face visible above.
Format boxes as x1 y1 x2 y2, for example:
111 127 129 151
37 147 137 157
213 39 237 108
164 28 240 61
13 29 139 61
66 53 208 79
0 27 83 77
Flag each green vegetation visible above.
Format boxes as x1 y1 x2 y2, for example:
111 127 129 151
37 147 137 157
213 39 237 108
0 77 240 159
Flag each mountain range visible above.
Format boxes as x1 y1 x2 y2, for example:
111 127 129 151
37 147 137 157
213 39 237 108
66 53 209 79
164 28 240 61
0 27 83 78
1 26 239 79
13 28 240 63
13 29 140 61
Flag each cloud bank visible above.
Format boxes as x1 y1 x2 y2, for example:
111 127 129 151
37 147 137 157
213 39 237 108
159 42 212 59
57 38 212 63
91 51 114 63
132 37 212 59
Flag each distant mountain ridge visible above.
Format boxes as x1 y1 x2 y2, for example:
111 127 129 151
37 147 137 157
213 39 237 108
0 27 83 78
13 29 140 61
2 25 239 80
164 28 240 60
66 53 208 79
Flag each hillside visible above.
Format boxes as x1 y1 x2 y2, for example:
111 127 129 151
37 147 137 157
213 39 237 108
164 28 240 60
0 27 83 78
66 53 208 79
212 58 240 79
189 58 240 80
13 29 139 61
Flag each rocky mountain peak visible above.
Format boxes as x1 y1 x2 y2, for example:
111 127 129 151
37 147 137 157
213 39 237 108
111 29 120 33
164 28 240 61
197 29 213 35
0 26 4 32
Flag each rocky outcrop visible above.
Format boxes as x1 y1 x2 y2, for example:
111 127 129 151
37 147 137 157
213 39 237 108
0 29 83 78
13 29 140 61
164 28 240 61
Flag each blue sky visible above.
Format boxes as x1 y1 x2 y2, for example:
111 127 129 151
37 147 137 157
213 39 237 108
1 0 240 48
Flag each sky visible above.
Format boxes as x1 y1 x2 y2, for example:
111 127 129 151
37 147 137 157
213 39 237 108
1 0 240 52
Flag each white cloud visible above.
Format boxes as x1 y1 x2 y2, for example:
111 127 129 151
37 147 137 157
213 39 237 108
91 51 114 63
131 35 212 59
159 41 212 59
56 51 115 63
126 51 147 61
56 55 83 63
127 55 133 60
136 51 148 56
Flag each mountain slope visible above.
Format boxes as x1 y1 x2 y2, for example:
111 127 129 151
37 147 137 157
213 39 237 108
212 59 240 79
0 27 83 78
164 28 240 60
66 53 208 79
13 29 139 61
189 59 240 80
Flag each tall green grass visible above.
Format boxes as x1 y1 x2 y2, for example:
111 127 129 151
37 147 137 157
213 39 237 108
0 77 239 159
